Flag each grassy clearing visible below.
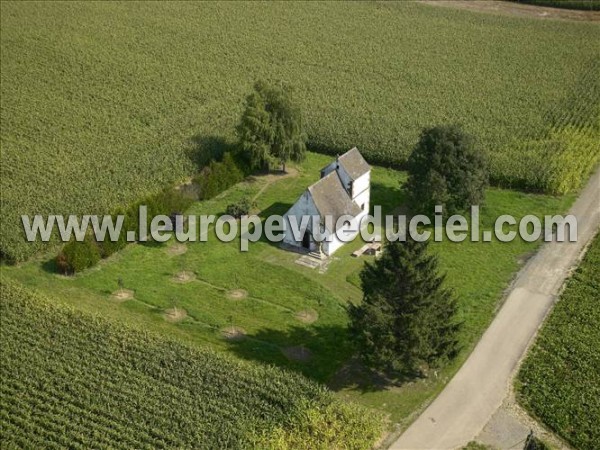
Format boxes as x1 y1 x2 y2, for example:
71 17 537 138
2 153 575 425
517 233 600 450
2 1 599 261
0 278 382 449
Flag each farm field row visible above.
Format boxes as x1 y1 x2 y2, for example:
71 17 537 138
517 233 600 450
0 278 382 449
2 1 599 261
2 153 575 426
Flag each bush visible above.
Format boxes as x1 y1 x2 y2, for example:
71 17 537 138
54 188 194 273
405 124 488 216
226 197 255 218
194 152 244 200
57 235 100 274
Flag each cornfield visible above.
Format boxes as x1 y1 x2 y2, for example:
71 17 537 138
0 279 382 449
517 234 600 450
2 1 599 261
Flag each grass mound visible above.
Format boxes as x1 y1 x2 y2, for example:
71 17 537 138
517 234 600 450
0 279 383 449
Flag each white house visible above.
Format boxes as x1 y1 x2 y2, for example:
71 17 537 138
282 147 371 256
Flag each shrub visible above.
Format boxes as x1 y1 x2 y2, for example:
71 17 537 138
405 125 488 216
194 152 244 200
57 235 101 274
54 188 194 273
97 235 126 258
226 197 255 218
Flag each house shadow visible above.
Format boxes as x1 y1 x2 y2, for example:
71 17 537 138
257 202 293 220
224 322 415 392
251 201 294 249
186 134 239 170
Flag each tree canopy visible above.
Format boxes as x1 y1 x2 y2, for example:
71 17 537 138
237 81 306 172
348 236 461 376
405 124 488 216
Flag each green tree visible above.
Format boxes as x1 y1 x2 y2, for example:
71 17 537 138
405 124 488 216
237 81 306 172
348 236 460 376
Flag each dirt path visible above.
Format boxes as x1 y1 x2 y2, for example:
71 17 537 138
391 168 600 449
419 1 600 22
251 167 298 203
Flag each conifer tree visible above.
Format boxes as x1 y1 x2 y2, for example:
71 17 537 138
348 236 460 376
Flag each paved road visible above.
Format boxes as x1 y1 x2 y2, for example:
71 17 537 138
391 169 600 450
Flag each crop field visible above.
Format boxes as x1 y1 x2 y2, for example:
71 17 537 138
0 278 382 449
517 233 600 450
3 153 575 425
2 1 599 262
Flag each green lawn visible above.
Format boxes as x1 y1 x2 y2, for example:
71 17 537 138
2 1 598 261
2 153 574 426
516 233 600 450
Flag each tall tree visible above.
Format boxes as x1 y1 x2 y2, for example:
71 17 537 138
348 236 460 376
405 124 488 216
236 86 274 171
237 81 306 172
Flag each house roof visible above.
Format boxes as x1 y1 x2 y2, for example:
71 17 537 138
337 147 370 180
308 171 362 233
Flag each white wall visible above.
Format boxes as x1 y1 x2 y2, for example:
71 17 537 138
282 191 319 251
323 214 364 256
283 164 371 256
352 171 370 202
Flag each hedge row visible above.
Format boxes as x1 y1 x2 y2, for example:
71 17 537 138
56 188 194 274
193 152 245 201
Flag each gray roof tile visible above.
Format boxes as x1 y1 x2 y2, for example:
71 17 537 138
308 171 362 232
338 147 370 180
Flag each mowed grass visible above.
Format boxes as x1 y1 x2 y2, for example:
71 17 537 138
2 153 574 425
2 1 599 261
516 234 600 450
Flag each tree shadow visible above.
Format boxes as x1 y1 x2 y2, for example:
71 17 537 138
42 257 59 274
224 323 416 392
370 181 406 215
186 134 239 170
